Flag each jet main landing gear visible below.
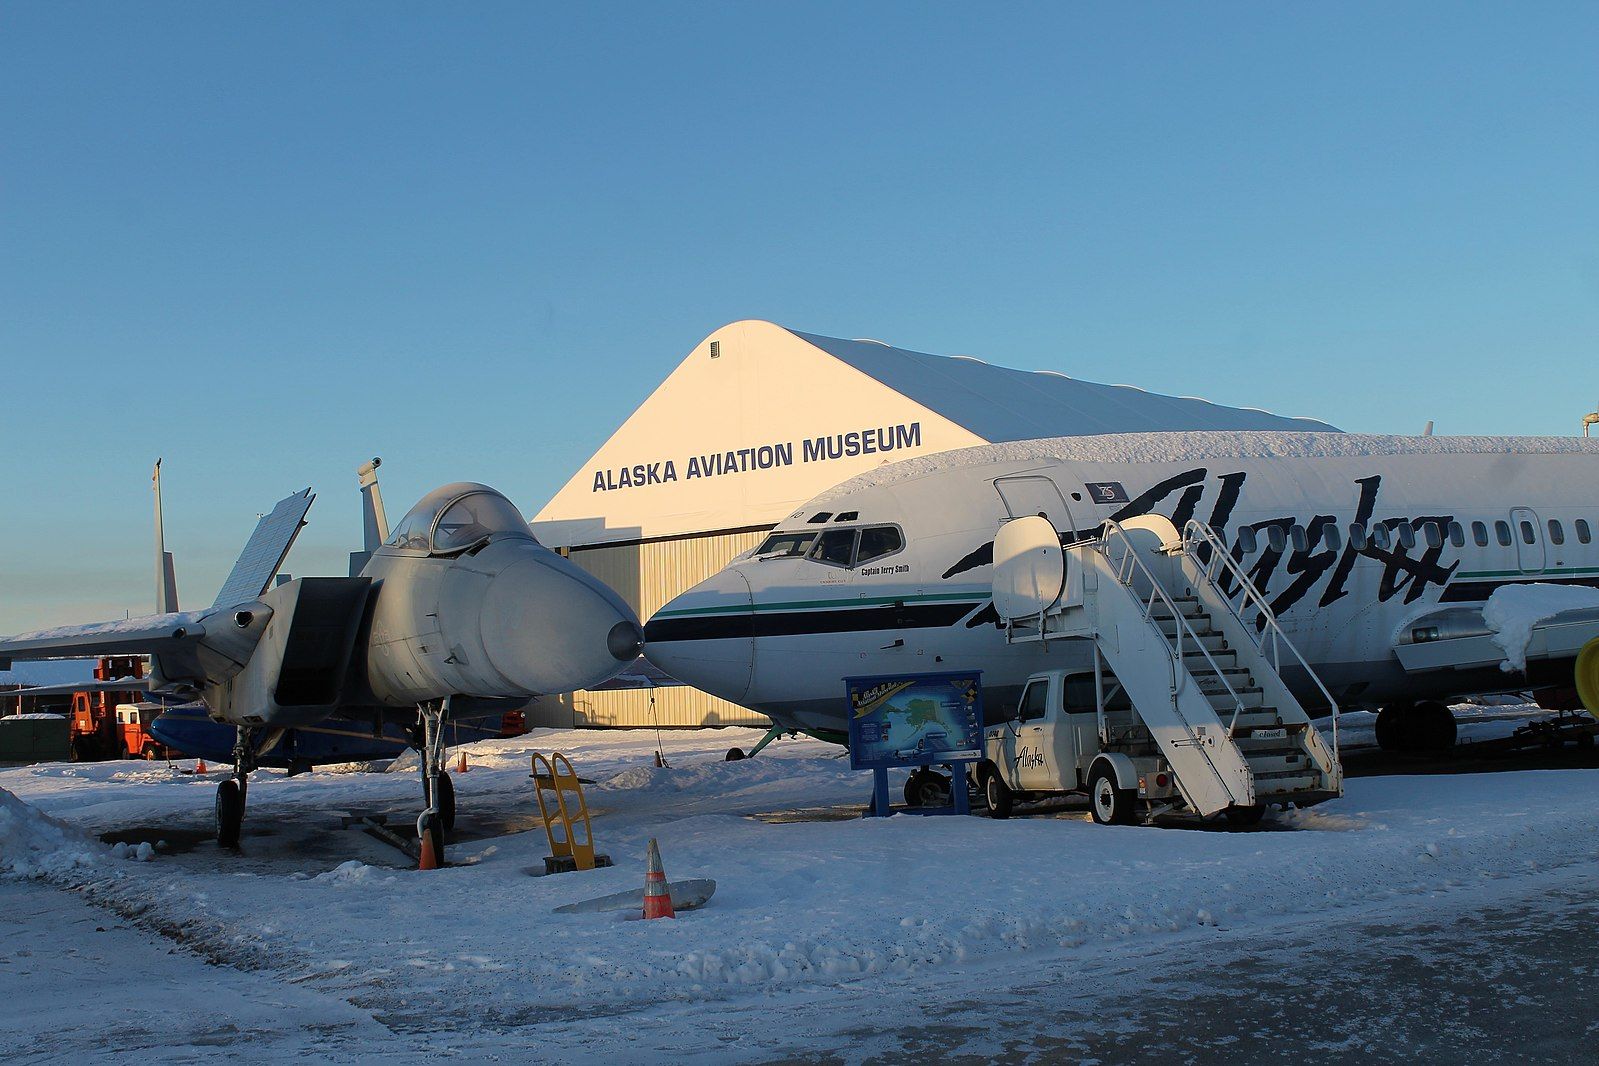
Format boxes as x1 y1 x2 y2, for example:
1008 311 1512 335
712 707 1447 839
216 726 258 849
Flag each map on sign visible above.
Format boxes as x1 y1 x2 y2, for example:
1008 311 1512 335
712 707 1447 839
844 672 984 770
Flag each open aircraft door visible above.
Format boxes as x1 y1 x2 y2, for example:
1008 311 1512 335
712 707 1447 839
994 476 1073 530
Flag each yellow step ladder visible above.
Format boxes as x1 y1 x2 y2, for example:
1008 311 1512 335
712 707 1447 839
531 751 612 874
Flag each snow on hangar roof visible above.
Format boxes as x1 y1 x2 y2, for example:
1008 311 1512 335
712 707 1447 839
788 329 1338 441
532 320 1342 546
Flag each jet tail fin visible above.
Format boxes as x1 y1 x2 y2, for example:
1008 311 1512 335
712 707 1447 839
350 458 389 577
211 488 315 608
153 459 180 613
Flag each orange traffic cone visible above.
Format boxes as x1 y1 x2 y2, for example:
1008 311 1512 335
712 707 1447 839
194 758 207 775
418 824 440 871
457 749 468 774
642 838 675 920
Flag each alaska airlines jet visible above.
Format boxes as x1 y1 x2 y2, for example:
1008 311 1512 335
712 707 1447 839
644 432 1599 754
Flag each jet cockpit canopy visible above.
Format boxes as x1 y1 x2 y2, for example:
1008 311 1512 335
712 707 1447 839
385 483 535 555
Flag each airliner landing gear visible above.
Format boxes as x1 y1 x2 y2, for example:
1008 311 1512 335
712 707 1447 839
1376 700 1457 753
416 698 453 864
216 726 257 849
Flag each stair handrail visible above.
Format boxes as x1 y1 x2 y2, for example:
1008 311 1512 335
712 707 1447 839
1179 520 1342 758
1095 518 1254 738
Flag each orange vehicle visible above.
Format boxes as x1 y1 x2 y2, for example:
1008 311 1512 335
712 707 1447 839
67 656 151 761
113 702 173 760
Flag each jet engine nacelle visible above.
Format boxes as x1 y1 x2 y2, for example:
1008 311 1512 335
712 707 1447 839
203 577 372 727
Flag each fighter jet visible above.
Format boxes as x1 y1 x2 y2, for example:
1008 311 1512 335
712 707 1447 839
0 460 643 863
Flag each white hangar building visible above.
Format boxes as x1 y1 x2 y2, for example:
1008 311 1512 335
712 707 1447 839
530 319 1335 730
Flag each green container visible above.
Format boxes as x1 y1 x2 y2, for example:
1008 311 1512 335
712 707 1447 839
0 714 72 765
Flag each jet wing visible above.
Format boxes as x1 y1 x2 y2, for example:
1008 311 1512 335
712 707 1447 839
0 604 271 689
588 656 684 690
212 489 314 608
1394 602 1599 674
1 677 153 698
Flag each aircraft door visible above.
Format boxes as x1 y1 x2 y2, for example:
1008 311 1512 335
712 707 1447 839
995 476 1074 530
1014 679 1057 791
1510 507 1545 573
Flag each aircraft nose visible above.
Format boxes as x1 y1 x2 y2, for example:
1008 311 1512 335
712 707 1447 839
477 550 642 693
642 567 754 704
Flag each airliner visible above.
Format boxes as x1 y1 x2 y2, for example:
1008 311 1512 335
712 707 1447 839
644 432 1599 756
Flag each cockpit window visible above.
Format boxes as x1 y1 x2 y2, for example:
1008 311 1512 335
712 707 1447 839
855 526 903 565
754 531 817 558
432 491 530 553
811 529 857 566
385 485 532 555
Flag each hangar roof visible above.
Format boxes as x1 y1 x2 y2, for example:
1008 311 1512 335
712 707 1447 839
533 320 1336 548
790 330 1337 440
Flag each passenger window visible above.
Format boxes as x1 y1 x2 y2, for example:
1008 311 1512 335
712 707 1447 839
1472 521 1489 547
1267 525 1287 552
1372 525 1392 550
1495 521 1513 547
855 526 903 565
810 529 857 567
1520 520 1536 545
1290 525 1307 553
1349 523 1367 550
1397 524 1416 550
1237 527 1258 553
1319 519 1342 552
1018 682 1048 722
1448 522 1465 548
1578 519 1593 545
1549 520 1565 546
1424 522 1443 549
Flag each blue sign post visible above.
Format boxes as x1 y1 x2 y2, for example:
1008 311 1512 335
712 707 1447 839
844 671 984 817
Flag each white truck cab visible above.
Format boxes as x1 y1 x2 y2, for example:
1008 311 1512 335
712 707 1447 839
979 666 1190 825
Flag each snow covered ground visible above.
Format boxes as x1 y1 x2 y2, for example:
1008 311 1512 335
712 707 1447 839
5 722 1599 1061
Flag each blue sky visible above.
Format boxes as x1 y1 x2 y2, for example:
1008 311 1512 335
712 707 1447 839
3 3 1597 630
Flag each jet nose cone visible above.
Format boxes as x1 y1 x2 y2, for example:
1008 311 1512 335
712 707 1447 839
478 550 641 693
608 619 644 661
643 567 754 703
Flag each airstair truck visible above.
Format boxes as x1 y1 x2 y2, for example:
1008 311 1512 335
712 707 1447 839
977 513 1344 827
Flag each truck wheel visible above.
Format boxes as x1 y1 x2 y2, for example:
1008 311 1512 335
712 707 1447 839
1224 804 1266 828
983 771 1014 819
1088 765 1135 826
1414 700 1456 751
904 769 951 808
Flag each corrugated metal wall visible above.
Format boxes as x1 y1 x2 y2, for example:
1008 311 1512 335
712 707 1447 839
533 530 771 729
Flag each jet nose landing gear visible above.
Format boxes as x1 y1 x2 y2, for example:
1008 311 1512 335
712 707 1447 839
415 697 457 868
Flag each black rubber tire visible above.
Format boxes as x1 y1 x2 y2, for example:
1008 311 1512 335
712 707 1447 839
1088 765 1136 826
1414 700 1457 751
1224 804 1267 828
1375 703 1414 753
904 769 951 808
725 747 747 761
216 779 244 849
984 770 1014 819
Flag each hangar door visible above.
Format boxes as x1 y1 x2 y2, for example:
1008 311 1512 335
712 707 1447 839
994 476 1073 530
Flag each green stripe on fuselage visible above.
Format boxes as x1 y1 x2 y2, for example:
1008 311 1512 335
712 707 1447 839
652 589 990 618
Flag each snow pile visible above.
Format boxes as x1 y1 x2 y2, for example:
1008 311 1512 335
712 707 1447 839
1483 583 1599 671
0 786 104 880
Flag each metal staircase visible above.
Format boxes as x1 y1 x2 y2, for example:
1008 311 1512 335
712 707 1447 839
991 513 1342 818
